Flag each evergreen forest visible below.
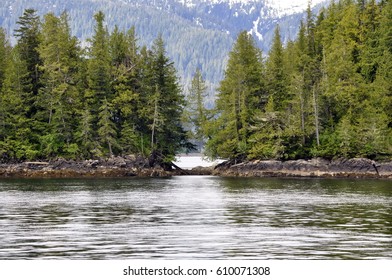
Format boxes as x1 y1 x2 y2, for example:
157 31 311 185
0 0 391 164
0 9 192 164
204 0 392 161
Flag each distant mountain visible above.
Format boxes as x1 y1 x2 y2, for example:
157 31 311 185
0 0 330 102
111 0 328 49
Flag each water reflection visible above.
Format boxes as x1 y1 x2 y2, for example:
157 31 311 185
0 176 391 259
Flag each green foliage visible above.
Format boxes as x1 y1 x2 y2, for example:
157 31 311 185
14 8 42 101
248 99 285 159
266 25 289 112
206 31 264 159
146 35 192 161
86 11 111 120
0 28 9 90
183 68 209 150
206 0 392 161
0 9 192 163
37 12 81 158
75 108 96 158
98 98 117 157
0 2 391 162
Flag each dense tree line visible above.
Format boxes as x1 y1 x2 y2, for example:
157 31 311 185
1 0 234 106
0 9 192 164
205 0 392 161
1 0 391 164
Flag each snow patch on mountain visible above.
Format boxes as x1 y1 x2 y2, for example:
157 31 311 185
176 0 327 15
266 0 327 17
249 16 263 41
178 0 196 8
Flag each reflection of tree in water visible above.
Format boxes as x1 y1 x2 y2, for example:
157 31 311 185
86 204 136 224
225 205 260 225
20 204 73 227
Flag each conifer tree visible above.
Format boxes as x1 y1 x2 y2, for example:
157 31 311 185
147 35 191 164
75 108 95 158
98 97 117 157
0 28 9 90
110 25 127 68
86 11 111 124
206 31 264 160
0 48 38 160
6 9 43 159
284 7 322 158
358 0 381 83
248 97 284 159
375 0 392 125
266 25 288 112
0 28 10 150
38 12 81 157
137 45 155 152
288 21 310 149
14 9 42 115
322 2 363 124
184 68 209 151
260 26 292 158
110 26 142 154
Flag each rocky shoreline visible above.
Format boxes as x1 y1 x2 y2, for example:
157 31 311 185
0 157 391 179
0 156 181 178
212 158 392 179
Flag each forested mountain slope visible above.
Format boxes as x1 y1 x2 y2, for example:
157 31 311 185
0 0 329 100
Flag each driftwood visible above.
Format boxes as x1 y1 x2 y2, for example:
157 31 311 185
372 162 380 176
149 150 190 174
24 162 49 165
170 162 190 175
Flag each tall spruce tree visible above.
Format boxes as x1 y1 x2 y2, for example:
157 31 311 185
358 0 381 83
0 28 8 90
266 25 288 112
0 28 10 151
86 11 111 124
146 35 191 165
247 26 291 159
206 31 264 160
75 108 96 158
1 9 44 160
283 7 322 158
285 22 311 157
0 47 39 160
85 11 114 157
14 9 42 117
38 12 81 158
248 96 285 159
375 0 392 126
98 97 117 157
184 68 209 151
110 26 142 155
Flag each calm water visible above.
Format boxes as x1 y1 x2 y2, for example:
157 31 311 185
0 176 391 259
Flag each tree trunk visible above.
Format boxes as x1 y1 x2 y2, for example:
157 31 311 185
108 139 113 157
313 85 320 146
151 93 159 149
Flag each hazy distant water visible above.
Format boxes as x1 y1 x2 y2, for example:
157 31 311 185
0 176 391 259
173 154 224 169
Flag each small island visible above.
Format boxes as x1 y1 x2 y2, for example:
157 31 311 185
0 1 391 179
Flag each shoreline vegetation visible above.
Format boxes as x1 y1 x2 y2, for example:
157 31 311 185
0 157 391 179
0 1 391 169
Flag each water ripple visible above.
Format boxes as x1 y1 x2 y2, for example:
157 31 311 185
0 177 391 259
